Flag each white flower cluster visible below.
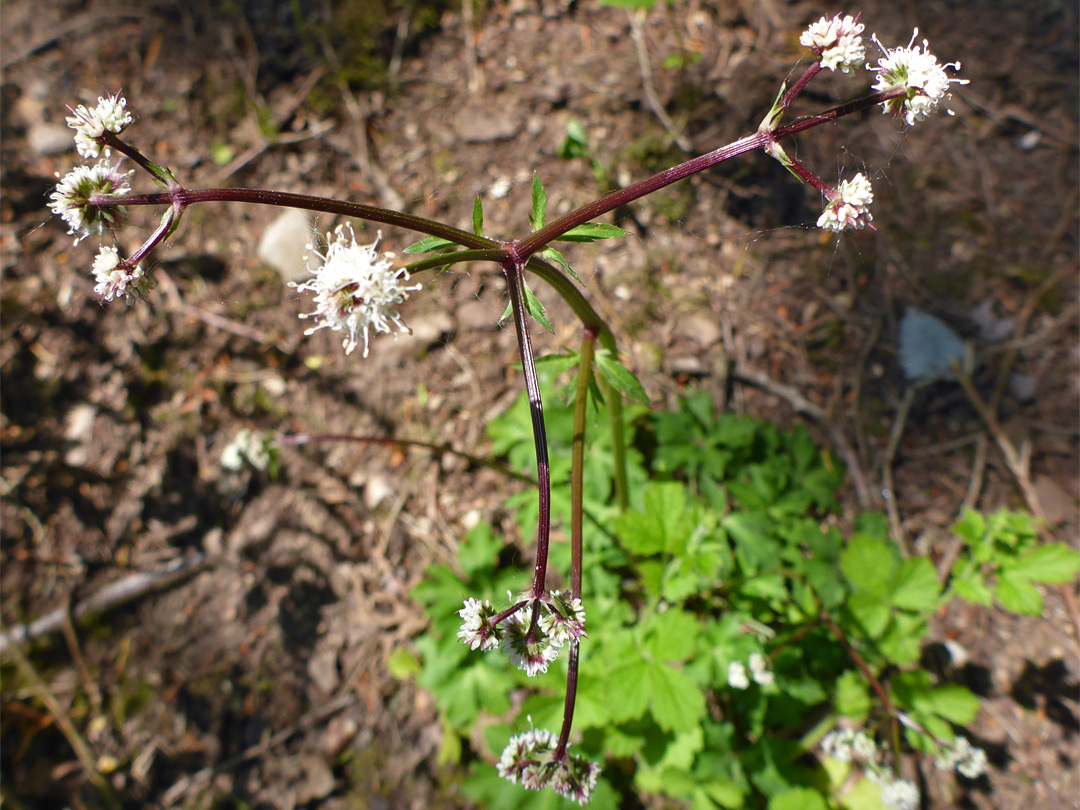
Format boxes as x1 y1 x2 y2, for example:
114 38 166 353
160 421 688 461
820 727 879 764
498 728 600 805
817 172 874 232
50 158 131 244
880 778 920 810
66 93 134 159
801 14 866 73
935 736 988 779
820 727 921 810
870 30 968 126
91 246 149 303
220 428 275 472
292 225 420 358
457 592 587 678
727 652 774 689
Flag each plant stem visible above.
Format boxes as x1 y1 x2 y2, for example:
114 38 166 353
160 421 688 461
122 187 499 251
822 612 892 714
570 328 598 599
553 641 580 760
502 260 552 599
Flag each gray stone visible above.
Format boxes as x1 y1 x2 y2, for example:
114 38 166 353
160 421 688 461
28 123 74 156
258 209 313 284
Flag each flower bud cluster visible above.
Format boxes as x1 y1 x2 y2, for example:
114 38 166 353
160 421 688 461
800 14 866 74
497 728 600 805
727 652 774 689
934 735 988 779
817 173 874 232
291 225 420 358
66 93 133 159
457 591 586 678
50 93 147 303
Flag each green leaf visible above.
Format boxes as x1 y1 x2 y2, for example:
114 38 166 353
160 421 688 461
615 482 688 555
695 780 745 810
841 535 897 598
472 194 484 237
599 0 659 8
386 647 422 680
533 351 581 375
951 560 993 606
1007 543 1080 584
650 664 706 731
594 350 649 404
835 670 872 719
951 508 986 544
530 174 546 231
556 222 631 242
847 591 892 638
403 236 456 254
769 788 827 810
541 245 583 284
917 685 980 724
607 660 652 721
890 557 941 611
523 281 554 333
995 573 1044 615
436 715 462 766
457 522 502 578
644 609 699 662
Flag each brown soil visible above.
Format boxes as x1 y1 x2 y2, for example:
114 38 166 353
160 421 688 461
2 1 1077 809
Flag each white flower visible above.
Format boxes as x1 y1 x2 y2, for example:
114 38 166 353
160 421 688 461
852 731 879 762
870 30 968 126
66 93 134 159
539 591 587 644
498 728 558 785
748 652 774 686
881 778 920 810
727 660 750 690
220 429 273 472
817 172 874 232
50 159 131 243
456 597 501 652
821 728 855 763
500 610 562 677
291 225 420 357
935 736 988 779
91 246 149 303
801 14 866 73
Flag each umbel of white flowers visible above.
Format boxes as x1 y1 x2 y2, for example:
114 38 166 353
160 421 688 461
291 225 421 358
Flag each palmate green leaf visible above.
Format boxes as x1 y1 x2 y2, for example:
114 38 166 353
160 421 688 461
530 174 546 231
615 481 689 555
890 557 941 611
694 780 745 810
607 659 653 722
916 684 980 725
594 349 649 404
840 534 897 598
556 222 630 242
457 521 502 578
768 788 828 810
846 591 891 638
403 235 457 254
995 572 1044 615
835 669 872 719
878 611 927 666
1007 543 1080 584
950 508 986 545
643 608 699 662
650 664 706 731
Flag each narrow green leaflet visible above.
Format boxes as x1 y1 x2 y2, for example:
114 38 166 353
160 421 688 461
499 280 554 333
530 174 546 231
556 222 630 242
594 349 649 404
472 194 485 237
541 245 583 284
403 235 457 254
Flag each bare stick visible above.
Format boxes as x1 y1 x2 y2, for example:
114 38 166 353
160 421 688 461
0 551 208 657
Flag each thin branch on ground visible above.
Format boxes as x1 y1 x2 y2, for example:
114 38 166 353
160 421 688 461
628 8 693 152
0 551 208 657
936 433 989 583
882 384 924 556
